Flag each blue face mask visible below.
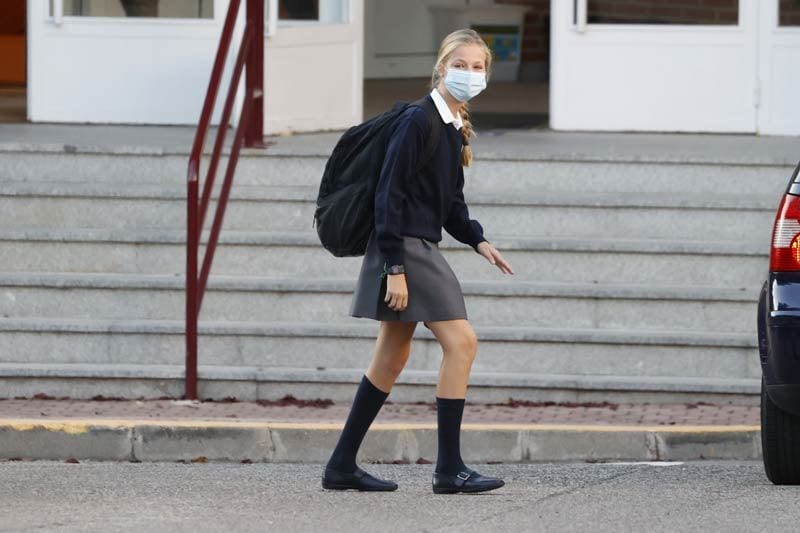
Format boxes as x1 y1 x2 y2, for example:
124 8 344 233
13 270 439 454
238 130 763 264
443 67 487 102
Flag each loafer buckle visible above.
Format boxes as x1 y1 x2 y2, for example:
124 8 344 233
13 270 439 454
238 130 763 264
456 471 471 480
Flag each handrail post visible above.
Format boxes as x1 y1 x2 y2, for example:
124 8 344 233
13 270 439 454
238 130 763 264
245 0 265 148
186 175 200 400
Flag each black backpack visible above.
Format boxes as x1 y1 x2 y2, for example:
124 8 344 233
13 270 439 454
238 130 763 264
312 95 442 257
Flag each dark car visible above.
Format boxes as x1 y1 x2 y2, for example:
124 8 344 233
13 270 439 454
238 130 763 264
758 159 800 485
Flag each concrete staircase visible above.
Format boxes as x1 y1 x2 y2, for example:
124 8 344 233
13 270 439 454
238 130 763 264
0 136 793 404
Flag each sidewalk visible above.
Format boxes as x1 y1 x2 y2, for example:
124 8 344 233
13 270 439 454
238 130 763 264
0 396 762 464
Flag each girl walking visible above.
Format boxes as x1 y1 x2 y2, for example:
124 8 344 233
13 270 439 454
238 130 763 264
322 28 514 494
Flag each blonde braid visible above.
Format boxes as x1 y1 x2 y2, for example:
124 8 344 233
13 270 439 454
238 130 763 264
458 103 475 167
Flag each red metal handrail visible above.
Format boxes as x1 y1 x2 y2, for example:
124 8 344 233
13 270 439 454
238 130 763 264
186 0 271 400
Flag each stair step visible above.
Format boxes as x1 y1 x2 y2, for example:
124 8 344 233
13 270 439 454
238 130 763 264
0 180 781 209
0 182 777 240
0 362 760 404
0 272 758 332
0 317 759 381
2 148 794 195
0 228 767 286
0 271 759 299
2 127 797 165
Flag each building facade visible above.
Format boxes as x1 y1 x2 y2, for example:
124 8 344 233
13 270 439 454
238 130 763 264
3 0 799 135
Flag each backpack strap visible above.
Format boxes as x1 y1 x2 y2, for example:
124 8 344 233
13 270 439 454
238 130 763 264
410 96 443 175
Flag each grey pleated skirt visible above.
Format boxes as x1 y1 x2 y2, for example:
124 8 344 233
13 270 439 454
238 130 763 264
349 228 468 326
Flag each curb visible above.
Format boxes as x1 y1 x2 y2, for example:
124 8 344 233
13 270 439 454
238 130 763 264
0 418 763 463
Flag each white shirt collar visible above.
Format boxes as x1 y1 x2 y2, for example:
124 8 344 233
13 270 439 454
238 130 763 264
429 87 463 130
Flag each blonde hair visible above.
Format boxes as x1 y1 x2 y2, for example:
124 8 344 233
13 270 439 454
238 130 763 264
430 29 492 167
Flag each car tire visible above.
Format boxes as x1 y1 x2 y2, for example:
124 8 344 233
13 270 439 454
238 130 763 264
761 376 800 485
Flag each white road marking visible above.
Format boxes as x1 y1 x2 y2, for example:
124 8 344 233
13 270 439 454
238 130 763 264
604 461 684 466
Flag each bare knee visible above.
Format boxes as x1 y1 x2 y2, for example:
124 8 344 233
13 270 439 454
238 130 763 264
443 329 478 364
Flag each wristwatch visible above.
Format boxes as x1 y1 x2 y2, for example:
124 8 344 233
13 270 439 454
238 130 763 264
387 264 405 275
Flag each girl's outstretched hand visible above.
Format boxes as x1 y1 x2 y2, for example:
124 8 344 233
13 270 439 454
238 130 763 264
477 241 514 275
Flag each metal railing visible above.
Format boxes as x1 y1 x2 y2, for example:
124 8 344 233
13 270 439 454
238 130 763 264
186 0 271 399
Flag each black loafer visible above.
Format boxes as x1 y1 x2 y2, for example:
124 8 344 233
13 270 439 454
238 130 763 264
432 467 505 494
322 465 398 491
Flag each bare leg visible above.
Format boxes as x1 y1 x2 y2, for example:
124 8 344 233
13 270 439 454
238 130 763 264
364 320 418 392
425 319 478 398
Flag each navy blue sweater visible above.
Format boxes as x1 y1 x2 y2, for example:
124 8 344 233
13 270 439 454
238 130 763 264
374 97 487 266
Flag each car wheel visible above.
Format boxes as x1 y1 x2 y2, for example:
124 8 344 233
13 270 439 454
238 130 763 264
761 376 800 484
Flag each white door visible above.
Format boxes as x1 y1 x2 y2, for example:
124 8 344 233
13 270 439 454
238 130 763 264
261 0 363 134
757 0 800 135
549 0 759 133
27 0 236 124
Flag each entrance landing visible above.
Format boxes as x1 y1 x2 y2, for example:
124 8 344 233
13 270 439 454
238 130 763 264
0 123 796 165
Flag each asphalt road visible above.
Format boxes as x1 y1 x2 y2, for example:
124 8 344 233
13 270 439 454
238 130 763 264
1 460 798 532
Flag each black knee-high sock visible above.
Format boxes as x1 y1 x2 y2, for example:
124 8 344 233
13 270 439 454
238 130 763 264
326 374 390 473
435 396 469 475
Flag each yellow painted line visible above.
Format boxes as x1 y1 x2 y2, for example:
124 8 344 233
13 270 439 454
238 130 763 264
0 418 760 433
2 420 94 435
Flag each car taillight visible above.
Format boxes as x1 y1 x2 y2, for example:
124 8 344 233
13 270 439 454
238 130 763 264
770 194 800 271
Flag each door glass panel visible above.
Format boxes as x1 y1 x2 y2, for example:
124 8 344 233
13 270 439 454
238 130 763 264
279 0 317 20
780 0 800 26
56 0 213 18
279 0 346 23
587 0 738 25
